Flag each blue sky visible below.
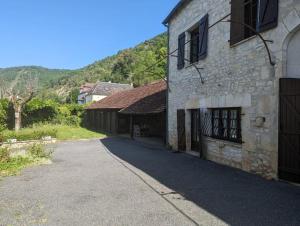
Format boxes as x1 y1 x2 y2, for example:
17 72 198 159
0 0 178 69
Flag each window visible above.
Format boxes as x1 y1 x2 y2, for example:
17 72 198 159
201 108 242 143
190 28 199 63
177 33 186 70
244 0 258 38
230 0 278 45
189 14 209 64
230 0 258 45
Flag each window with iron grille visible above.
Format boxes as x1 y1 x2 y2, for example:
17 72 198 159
200 108 242 143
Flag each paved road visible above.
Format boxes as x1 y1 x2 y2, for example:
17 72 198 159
0 138 300 226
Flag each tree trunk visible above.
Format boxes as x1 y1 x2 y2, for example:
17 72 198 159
14 105 22 131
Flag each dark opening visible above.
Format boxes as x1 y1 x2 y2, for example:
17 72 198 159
190 27 199 63
230 0 258 45
191 109 201 152
244 0 258 39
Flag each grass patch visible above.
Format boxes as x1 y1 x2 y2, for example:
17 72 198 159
0 144 52 178
1 124 105 142
2 126 57 141
55 125 105 140
0 157 34 177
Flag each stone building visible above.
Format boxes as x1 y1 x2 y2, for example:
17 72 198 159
163 0 300 182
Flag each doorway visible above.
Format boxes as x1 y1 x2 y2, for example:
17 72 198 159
191 109 201 152
177 109 186 151
278 79 300 183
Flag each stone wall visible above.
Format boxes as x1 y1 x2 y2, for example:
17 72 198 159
167 0 300 179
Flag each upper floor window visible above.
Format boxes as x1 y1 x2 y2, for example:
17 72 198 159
177 32 186 70
230 0 278 46
244 0 258 38
190 27 199 64
177 14 209 69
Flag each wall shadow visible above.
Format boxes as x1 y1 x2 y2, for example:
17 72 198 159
100 137 300 226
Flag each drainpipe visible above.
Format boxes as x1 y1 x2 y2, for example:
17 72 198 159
164 23 170 148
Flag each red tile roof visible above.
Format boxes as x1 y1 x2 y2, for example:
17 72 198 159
86 80 166 114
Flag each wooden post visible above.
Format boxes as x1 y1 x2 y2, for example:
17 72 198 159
130 115 134 139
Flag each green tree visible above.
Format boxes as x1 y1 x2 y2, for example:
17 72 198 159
66 88 80 104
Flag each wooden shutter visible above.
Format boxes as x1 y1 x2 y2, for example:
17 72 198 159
257 0 278 32
198 14 209 60
230 0 245 45
177 32 186 70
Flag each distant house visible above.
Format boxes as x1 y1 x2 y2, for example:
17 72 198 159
86 80 166 141
78 83 95 105
78 82 132 105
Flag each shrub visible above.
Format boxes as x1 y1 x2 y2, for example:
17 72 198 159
2 126 58 142
27 143 53 159
0 99 13 130
0 133 3 144
64 115 81 127
0 147 10 163
22 99 58 127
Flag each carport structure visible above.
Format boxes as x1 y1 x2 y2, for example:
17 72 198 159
86 80 166 141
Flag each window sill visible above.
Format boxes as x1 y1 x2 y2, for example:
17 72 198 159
203 136 243 148
229 35 256 48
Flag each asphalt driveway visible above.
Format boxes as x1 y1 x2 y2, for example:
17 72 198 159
0 137 299 226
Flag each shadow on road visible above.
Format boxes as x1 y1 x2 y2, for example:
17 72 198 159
101 137 300 226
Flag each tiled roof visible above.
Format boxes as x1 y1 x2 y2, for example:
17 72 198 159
86 80 166 114
89 82 132 96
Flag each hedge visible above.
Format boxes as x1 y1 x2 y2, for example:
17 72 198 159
0 98 86 130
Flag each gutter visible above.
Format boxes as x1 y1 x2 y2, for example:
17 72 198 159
164 23 170 147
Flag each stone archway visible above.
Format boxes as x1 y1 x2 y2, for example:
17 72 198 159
287 29 300 78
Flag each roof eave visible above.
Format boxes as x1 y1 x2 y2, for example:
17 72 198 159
162 0 192 25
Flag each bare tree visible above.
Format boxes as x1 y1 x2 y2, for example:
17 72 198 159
4 70 38 131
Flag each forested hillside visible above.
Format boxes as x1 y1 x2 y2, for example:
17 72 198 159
0 33 167 101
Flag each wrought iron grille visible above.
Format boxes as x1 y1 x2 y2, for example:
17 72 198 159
200 108 242 143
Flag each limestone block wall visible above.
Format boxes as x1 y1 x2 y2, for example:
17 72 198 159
167 0 300 179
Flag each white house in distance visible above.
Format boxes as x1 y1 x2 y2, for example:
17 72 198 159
78 82 132 105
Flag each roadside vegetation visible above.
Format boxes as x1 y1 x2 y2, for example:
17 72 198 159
0 97 105 177
0 144 53 178
0 98 105 143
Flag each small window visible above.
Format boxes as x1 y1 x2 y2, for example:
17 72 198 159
201 108 242 143
190 27 199 64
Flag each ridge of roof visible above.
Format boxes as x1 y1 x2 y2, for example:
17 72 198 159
88 82 132 96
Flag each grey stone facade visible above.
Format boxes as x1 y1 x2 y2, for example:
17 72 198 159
166 0 300 179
